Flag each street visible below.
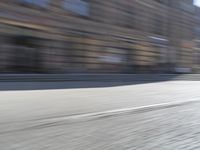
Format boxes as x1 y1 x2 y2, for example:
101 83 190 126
1 81 200 149
0 0 199 149
1 102 200 150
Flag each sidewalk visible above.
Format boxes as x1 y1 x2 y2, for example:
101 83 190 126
0 79 200 149
2 102 199 150
0 80 200 124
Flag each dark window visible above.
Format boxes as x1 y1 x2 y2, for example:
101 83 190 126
11 35 42 73
20 0 49 8
63 0 89 16
195 27 200 39
155 0 170 5
154 15 164 35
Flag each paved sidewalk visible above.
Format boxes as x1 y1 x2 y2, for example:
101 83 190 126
0 80 200 149
0 81 200 132
1 102 200 150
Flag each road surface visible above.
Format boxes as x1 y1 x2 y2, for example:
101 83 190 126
1 81 200 149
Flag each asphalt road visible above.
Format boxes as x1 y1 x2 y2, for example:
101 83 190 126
1 81 200 149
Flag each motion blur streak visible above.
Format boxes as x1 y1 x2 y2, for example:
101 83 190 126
0 0 199 73
1 1 200 150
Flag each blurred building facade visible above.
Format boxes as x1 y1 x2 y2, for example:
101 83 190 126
194 6 200 72
0 0 198 73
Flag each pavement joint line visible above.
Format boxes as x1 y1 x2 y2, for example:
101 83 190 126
38 99 200 124
1 99 200 134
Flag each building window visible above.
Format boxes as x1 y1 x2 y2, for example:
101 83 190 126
155 0 170 5
63 0 89 16
180 2 195 13
20 0 49 8
153 15 164 35
195 27 200 39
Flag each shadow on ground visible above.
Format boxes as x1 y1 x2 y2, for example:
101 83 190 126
0 74 181 91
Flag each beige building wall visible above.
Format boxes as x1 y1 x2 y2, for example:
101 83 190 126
0 0 196 73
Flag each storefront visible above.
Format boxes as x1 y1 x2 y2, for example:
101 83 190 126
0 23 44 73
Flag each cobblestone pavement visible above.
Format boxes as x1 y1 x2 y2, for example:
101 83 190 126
1 102 200 150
